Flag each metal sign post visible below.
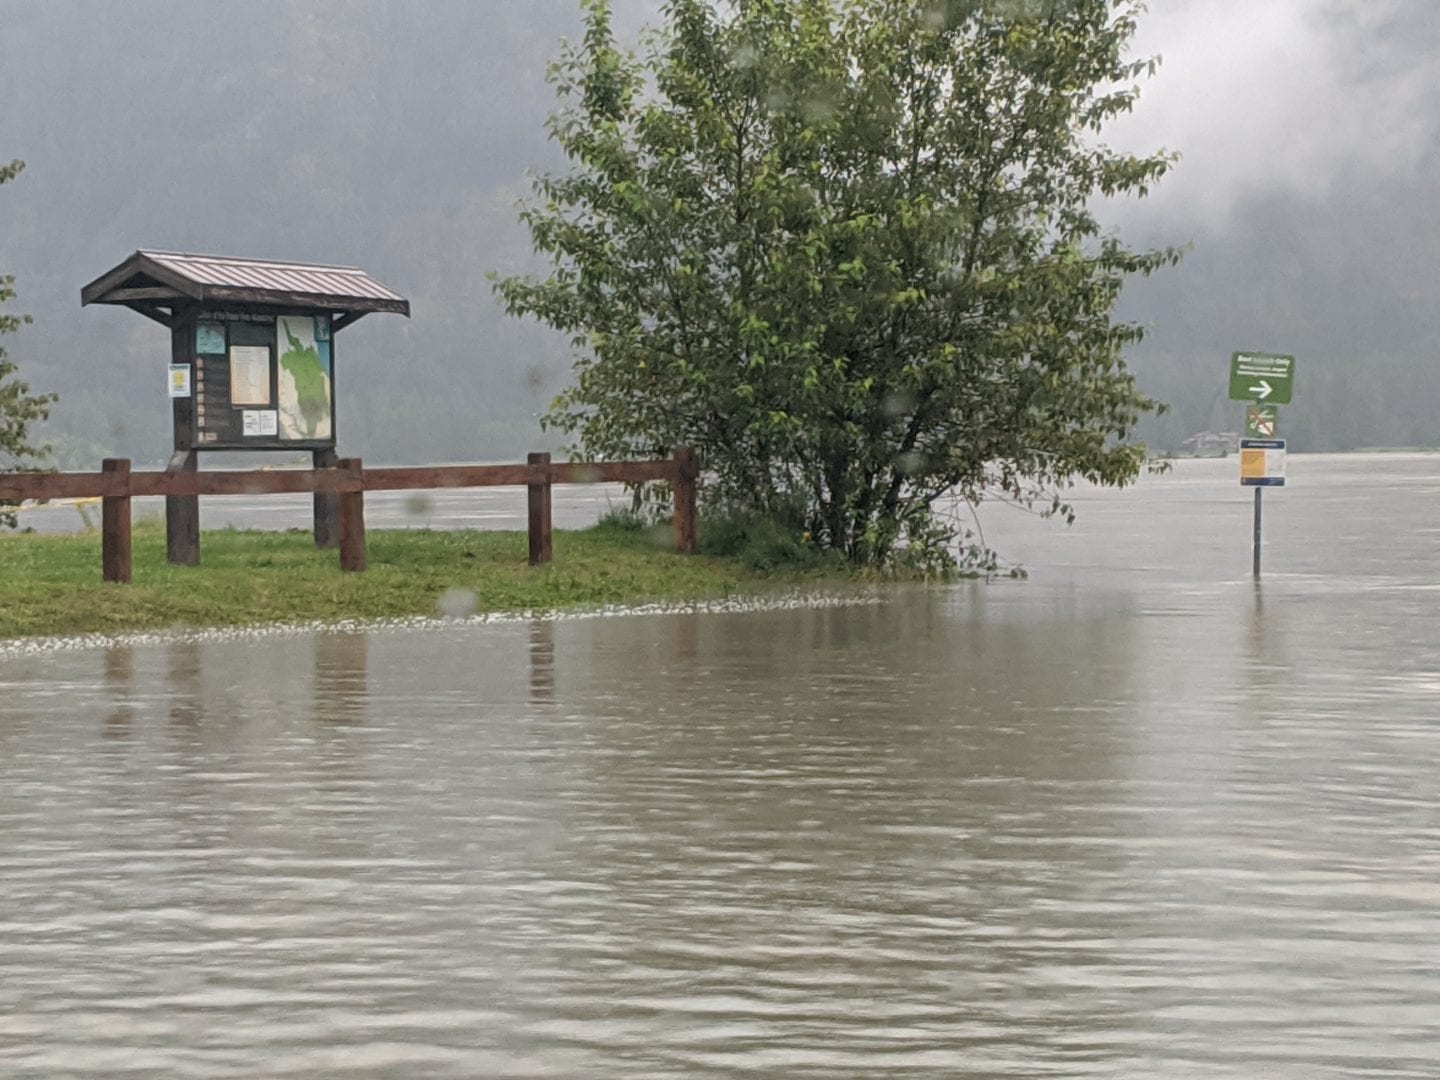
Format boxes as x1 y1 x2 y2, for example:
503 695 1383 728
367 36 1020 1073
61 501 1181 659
1253 488 1262 578
1239 437 1286 578
1229 351 1295 579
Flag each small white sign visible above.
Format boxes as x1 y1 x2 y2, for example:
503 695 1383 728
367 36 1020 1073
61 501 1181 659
242 409 278 437
167 363 192 398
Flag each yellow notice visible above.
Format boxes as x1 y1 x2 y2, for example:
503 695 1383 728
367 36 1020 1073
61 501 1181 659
1239 448 1266 479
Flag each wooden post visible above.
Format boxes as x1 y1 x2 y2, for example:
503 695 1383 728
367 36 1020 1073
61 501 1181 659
313 447 341 549
527 451 552 566
338 458 367 572
101 458 132 584
165 449 200 566
166 316 201 567
673 447 698 554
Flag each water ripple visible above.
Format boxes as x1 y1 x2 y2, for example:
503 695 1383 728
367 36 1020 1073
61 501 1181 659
2 573 1438 1075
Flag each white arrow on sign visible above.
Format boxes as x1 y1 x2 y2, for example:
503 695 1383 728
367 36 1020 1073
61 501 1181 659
1249 380 1273 400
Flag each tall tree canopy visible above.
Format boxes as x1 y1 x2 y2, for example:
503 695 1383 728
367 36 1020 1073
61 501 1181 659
499 0 1178 566
1 160 56 528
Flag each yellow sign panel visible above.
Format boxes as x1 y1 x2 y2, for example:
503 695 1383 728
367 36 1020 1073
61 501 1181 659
1239 438 1286 487
167 363 191 398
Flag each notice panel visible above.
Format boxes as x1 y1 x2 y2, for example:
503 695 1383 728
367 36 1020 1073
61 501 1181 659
167 363 191 398
242 409 279 437
229 345 271 406
1245 403 1277 438
1240 438 1286 487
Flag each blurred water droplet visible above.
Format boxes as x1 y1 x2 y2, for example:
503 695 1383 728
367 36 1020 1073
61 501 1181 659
921 2 948 30
437 588 478 619
405 493 433 517
729 41 760 69
882 390 917 420
800 91 838 125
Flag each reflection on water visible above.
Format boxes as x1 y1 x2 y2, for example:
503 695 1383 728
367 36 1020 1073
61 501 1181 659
2 456 1440 1077
314 631 370 726
166 640 203 730
528 619 555 706
102 644 136 739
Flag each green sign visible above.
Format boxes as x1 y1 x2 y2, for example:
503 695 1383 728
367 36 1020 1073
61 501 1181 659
1245 403 1277 438
1229 351 1295 404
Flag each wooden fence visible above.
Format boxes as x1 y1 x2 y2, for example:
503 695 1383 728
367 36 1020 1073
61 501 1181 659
0 448 699 583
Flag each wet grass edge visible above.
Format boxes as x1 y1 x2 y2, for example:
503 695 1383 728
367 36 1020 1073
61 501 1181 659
0 519 864 640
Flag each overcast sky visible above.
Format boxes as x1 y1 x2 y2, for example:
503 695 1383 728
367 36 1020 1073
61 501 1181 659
1143 2 1433 210
3 0 1438 458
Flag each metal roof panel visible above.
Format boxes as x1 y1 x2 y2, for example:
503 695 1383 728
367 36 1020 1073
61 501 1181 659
82 250 409 317
141 251 407 303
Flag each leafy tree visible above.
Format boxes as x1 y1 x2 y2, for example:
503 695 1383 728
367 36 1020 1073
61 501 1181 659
2 160 56 528
498 0 1178 566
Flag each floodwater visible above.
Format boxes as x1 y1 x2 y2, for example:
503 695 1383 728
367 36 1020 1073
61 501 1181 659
2 454 1438 1077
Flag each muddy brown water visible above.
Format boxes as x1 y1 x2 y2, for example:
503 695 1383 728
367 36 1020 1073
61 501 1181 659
2 455 1438 1077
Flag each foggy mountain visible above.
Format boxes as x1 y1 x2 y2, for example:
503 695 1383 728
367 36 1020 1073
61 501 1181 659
1112 0 1440 452
3 0 1438 467
0 0 630 466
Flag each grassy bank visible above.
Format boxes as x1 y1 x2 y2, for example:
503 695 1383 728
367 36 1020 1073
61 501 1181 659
0 518 854 640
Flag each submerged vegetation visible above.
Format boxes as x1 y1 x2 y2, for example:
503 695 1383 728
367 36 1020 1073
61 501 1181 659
0 517 870 641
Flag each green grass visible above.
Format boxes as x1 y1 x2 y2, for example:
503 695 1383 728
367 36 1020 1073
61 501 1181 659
0 518 857 640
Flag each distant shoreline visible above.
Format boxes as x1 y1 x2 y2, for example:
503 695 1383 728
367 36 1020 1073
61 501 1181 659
1163 446 1440 459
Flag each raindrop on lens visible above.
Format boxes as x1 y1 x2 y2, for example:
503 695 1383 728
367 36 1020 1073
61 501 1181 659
897 451 926 476
437 588 478 619
882 390 917 420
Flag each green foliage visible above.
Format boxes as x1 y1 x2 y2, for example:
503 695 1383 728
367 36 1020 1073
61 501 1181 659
698 504 837 575
594 503 650 532
1 159 57 529
497 0 1177 566
593 501 680 550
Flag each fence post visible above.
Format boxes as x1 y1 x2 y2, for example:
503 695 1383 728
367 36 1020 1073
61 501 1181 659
337 458 367 572
101 458 132 584
527 451 553 566
313 447 341 549
673 447 698 554
165 449 200 566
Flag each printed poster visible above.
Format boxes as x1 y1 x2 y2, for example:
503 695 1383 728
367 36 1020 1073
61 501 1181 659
242 410 278 437
276 315 332 440
229 345 271 406
196 324 226 354
167 363 192 398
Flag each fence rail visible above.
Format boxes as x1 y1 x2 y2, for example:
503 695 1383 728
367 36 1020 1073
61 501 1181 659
0 448 700 583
